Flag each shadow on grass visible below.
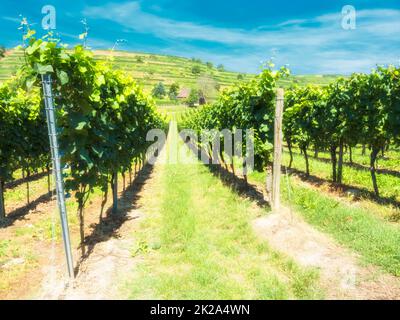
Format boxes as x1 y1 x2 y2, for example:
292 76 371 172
0 190 55 229
75 163 154 275
184 139 270 209
184 140 398 218
286 166 400 212
206 165 270 208
5 170 50 190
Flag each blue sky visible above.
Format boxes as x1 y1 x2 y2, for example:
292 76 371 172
1 0 399 74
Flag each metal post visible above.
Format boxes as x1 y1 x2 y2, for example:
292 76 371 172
41 74 75 279
272 88 284 211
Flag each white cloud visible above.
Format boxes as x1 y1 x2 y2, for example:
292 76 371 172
81 1 400 74
82 2 346 47
277 19 307 27
2 16 21 23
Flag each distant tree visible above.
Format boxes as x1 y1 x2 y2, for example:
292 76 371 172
215 83 221 91
198 90 206 105
197 75 217 101
135 55 144 63
237 74 244 80
217 64 225 71
186 89 199 107
152 82 166 99
191 65 201 75
206 62 213 69
191 57 202 63
0 46 5 58
169 82 180 100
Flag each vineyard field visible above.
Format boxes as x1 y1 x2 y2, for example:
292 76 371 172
1 9 400 302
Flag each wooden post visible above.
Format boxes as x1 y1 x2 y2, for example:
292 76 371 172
272 88 284 211
0 179 5 219
26 168 30 205
112 172 118 214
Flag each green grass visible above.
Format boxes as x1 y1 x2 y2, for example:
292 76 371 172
0 238 39 293
2 169 78 237
3 170 48 204
285 147 400 204
124 122 323 299
156 104 189 122
307 146 400 174
0 240 10 261
307 146 400 181
249 171 400 277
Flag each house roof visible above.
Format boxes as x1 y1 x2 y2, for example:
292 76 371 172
177 88 190 99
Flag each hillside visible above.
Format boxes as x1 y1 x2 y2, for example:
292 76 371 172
0 49 340 96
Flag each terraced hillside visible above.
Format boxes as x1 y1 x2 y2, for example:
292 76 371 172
0 49 23 82
0 49 340 94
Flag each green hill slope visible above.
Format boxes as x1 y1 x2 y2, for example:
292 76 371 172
0 49 340 95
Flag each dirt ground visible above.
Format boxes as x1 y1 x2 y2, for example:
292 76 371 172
38 164 157 300
0 163 152 299
253 207 400 299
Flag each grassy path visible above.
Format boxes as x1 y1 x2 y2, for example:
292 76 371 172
250 171 400 277
124 121 322 299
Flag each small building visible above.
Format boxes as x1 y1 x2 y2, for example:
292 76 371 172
177 88 190 100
